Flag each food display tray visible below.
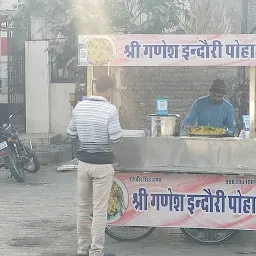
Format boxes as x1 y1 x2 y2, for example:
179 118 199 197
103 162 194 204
188 133 234 138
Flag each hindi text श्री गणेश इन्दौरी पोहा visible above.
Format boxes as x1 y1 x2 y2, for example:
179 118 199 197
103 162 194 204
132 188 256 216
124 39 256 60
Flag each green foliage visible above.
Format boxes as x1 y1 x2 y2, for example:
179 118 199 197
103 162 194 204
105 0 189 34
10 0 190 80
11 0 82 76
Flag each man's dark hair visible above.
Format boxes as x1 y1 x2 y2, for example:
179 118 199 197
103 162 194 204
210 79 227 94
95 76 116 93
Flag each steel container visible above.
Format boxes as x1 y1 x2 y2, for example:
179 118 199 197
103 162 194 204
147 114 180 137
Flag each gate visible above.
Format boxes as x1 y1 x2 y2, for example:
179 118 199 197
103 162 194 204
7 25 26 133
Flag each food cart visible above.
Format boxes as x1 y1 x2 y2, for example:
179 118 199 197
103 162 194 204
68 34 256 244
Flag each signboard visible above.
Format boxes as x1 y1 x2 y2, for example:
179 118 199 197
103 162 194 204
78 44 88 66
242 115 250 131
107 173 256 230
156 98 168 115
78 34 256 67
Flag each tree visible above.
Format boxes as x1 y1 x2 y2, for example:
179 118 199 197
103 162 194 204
10 0 190 81
10 0 109 82
105 0 190 34
186 0 232 34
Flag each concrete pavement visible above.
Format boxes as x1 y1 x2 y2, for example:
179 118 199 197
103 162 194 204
0 166 256 256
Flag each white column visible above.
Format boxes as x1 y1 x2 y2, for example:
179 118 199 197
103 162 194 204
249 66 256 139
25 41 50 133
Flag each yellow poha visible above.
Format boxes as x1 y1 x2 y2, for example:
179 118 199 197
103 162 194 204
87 38 114 66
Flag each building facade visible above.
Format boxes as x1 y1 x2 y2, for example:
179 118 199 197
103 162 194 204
24 0 256 136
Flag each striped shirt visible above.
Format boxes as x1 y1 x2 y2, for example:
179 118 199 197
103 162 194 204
67 96 123 154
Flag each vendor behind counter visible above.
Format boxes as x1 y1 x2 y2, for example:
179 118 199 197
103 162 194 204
182 79 235 134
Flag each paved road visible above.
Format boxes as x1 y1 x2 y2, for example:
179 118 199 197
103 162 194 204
0 166 256 256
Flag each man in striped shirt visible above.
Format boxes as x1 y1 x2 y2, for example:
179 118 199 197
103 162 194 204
67 76 123 256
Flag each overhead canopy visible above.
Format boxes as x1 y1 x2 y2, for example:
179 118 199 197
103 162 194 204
78 34 256 67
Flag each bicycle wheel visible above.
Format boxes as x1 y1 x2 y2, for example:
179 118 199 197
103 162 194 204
181 228 238 244
106 226 156 242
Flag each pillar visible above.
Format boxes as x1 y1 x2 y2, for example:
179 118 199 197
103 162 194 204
25 41 50 133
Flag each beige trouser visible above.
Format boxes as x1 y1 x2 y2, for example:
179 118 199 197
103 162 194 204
77 161 114 256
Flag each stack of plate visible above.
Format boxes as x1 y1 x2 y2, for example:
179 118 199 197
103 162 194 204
123 130 146 137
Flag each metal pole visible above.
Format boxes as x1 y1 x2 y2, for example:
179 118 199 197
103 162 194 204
241 0 248 86
237 0 249 134
249 67 256 139
87 66 93 96
241 0 249 34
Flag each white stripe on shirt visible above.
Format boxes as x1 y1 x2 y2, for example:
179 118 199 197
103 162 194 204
67 96 123 153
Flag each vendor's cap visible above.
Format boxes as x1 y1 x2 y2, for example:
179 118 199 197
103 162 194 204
210 79 227 94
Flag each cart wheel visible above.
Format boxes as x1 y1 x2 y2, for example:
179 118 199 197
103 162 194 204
106 226 156 242
180 228 238 244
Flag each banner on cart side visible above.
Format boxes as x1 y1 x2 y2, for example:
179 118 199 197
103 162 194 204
78 34 256 67
107 173 256 230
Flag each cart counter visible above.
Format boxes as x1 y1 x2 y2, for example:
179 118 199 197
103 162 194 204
113 137 256 176
59 137 256 231
109 137 256 231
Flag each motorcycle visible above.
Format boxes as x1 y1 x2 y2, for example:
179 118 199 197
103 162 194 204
0 116 40 182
